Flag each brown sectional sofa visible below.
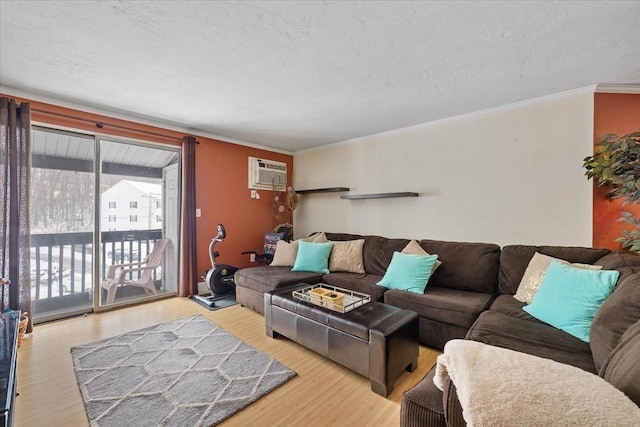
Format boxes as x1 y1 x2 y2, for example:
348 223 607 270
235 232 500 349
234 232 640 424
401 249 640 426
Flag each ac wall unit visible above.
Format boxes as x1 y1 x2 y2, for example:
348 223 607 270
248 157 287 190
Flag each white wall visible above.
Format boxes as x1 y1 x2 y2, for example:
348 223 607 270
293 90 594 247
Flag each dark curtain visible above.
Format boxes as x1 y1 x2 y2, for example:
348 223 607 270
0 97 33 332
179 136 198 296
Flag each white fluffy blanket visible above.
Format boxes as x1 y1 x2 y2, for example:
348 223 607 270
434 340 640 426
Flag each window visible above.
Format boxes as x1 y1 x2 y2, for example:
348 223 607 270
108 201 116 209
156 215 162 222
156 200 162 209
130 215 138 222
130 201 138 209
108 215 116 222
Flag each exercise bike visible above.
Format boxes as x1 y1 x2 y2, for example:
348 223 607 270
193 224 238 307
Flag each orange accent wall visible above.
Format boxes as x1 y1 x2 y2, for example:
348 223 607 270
193 140 293 274
3 93 293 279
592 93 640 249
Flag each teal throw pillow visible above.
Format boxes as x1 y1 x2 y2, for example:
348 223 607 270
523 260 619 342
291 241 334 274
377 252 438 294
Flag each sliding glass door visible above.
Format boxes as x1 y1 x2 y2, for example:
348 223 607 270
30 128 96 320
98 139 180 308
30 127 180 322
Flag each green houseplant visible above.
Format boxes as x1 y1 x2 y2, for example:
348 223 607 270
583 130 640 250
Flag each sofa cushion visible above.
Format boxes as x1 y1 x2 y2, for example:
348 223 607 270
270 232 328 267
488 294 537 321
600 319 640 406
322 272 386 302
377 252 439 294
523 261 618 342
498 245 610 295
325 232 363 242
402 240 442 272
595 250 640 285
590 271 640 373
384 287 493 329
234 266 323 294
513 252 603 304
417 240 500 294
270 239 299 267
466 310 596 373
328 239 366 273
292 241 334 274
361 235 411 276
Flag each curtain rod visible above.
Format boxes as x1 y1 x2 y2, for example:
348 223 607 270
31 107 185 141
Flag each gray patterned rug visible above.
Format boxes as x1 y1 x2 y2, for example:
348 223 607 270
71 314 296 426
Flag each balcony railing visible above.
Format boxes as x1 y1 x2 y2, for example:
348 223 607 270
30 229 163 315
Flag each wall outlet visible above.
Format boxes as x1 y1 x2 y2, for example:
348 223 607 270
250 253 256 262
195 208 201 217
250 189 257 199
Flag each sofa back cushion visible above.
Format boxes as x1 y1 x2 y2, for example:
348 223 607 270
595 251 640 285
600 319 640 406
361 235 411 276
324 232 363 242
498 246 610 295
418 239 500 294
590 271 640 372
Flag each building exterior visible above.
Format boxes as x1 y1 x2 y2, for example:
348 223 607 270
101 180 162 231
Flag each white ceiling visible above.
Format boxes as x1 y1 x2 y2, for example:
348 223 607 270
1 1 639 153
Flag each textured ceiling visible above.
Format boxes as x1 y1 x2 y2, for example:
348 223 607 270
1 1 639 152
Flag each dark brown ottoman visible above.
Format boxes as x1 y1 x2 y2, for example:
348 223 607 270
264 283 419 397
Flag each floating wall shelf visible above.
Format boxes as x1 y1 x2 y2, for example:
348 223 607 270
340 192 419 200
296 187 350 194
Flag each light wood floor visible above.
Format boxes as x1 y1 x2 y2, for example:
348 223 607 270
15 297 439 427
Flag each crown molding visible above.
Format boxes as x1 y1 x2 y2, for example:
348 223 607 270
595 84 640 94
0 85 293 155
295 85 598 155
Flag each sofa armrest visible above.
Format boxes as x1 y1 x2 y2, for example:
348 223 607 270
400 366 446 427
443 377 465 427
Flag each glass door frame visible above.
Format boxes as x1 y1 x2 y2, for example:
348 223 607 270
93 135 181 312
30 125 97 323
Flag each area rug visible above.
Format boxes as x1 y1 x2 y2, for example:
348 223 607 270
70 314 296 426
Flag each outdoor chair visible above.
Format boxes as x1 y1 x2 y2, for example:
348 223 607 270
100 238 170 304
